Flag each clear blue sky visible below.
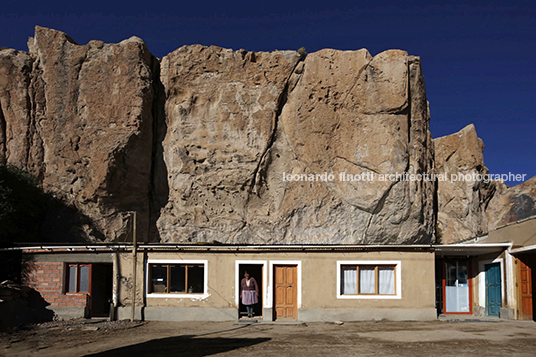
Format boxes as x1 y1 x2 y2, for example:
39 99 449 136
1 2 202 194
2 0 535 185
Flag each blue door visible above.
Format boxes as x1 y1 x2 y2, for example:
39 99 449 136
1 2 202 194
485 263 502 317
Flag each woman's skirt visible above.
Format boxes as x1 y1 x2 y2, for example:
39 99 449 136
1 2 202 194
242 290 258 305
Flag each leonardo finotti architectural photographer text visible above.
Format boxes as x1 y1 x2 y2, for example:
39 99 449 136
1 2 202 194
282 172 527 183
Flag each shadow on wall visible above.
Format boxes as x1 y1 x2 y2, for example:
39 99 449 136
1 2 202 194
0 161 106 246
0 248 37 286
148 57 169 243
509 194 536 223
0 250 22 283
83 335 271 357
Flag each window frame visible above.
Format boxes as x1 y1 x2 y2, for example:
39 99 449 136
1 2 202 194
337 260 402 299
64 263 91 294
146 259 208 298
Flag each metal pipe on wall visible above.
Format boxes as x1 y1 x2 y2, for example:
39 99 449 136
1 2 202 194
131 212 137 322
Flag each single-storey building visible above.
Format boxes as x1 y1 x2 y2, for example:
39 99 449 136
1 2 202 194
2 215 533 322
17 244 437 321
454 215 536 320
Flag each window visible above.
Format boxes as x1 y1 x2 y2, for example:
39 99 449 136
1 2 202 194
337 261 401 299
149 262 205 295
66 264 90 293
444 259 470 313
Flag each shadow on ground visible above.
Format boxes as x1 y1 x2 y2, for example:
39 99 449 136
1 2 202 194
0 281 55 331
83 335 271 357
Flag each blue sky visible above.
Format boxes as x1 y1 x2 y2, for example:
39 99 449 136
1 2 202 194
2 0 535 185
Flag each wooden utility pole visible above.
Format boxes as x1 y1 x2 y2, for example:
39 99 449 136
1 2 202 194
131 211 137 322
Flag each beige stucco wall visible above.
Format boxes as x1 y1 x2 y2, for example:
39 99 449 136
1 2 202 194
487 217 536 247
116 250 435 315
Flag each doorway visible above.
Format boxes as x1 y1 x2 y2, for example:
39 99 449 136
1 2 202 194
273 265 298 320
485 263 502 317
237 263 263 319
443 258 472 314
517 256 534 320
90 264 113 317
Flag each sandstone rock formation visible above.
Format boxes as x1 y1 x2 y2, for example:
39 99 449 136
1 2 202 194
0 26 156 242
434 125 536 243
485 176 536 230
157 47 436 244
156 45 302 242
2 26 533 245
433 125 495 243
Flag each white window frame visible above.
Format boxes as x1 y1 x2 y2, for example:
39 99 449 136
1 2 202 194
146 259 208 299
337 260 402 299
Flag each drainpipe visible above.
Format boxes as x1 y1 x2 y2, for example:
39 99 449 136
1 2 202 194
131 212 137 322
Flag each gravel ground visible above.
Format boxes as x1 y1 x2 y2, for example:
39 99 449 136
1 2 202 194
1 319 535 356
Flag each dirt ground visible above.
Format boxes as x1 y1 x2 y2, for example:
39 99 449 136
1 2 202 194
1 319 535 356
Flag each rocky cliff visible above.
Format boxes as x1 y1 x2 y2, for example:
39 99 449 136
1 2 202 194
0 27 533 244
156 46 435 244
433 125 495 243
434 125 536 243
1 27 156 241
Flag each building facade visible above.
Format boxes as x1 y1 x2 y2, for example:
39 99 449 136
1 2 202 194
7 216 534 322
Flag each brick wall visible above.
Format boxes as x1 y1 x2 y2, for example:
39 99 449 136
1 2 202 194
23 261 88 308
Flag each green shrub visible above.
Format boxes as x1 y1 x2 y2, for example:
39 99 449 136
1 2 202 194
298 47 307 59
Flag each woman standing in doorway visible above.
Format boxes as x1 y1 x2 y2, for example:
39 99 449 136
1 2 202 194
240 271 259 318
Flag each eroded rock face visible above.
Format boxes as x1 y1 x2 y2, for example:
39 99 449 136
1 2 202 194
2 28 440 244
0 27 156 241
157 47 436 244
3 27 534 245
156 45 302 242
485 176 536 230
434 125 536 243
17 27 531 244
433 125 496 243
0 49 37 173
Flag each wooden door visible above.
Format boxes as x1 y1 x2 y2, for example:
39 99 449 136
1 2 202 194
518 259 533 320
274 265 297 320
485 263 501 317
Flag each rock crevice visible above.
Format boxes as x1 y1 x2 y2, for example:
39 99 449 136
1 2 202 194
248 57 304 198
0 101 6 159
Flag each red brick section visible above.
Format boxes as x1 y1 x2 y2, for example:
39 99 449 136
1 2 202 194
23 261 88 307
